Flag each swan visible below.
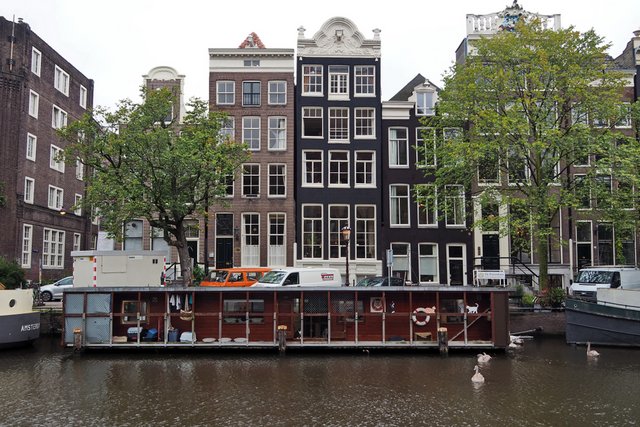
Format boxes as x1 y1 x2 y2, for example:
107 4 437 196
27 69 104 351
586 342 600 357
477 352 492 363
471 365 485 383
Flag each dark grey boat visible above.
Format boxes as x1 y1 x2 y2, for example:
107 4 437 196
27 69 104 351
0 289 40 348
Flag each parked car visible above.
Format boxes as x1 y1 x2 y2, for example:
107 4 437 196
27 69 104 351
39 276 73 302
356 276 405 287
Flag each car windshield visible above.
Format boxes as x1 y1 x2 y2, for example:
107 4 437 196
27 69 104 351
208 270 228 282
576 270 614 285
259 271 287 284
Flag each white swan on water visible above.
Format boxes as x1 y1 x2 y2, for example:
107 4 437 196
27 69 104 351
586 342 600 358
471 365 485 384
477 352 492 363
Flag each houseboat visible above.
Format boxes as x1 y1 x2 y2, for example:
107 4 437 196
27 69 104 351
566 288 640 347
1 288 40 348
62 286 510 351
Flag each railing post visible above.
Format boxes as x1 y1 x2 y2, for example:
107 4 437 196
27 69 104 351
438 327 448 356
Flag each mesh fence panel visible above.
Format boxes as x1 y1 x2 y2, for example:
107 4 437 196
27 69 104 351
303 293 328 313
86 318 111 344
87 294 111 314
65 294 84 314
64 317 82 344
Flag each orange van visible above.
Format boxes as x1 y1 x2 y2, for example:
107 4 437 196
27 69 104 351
200 267 271 287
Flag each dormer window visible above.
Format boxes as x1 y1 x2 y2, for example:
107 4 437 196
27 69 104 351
416 90 435 116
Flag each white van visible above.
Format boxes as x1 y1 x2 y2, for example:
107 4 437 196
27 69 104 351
252 268 343 287
569 266 640 300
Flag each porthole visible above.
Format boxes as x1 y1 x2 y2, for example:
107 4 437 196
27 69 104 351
9 299 16 308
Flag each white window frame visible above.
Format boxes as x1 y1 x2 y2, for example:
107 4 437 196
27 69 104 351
50 145 65 173
268 117 286 150
328 205 349 259
216 81 235 105
242 164 260 197
417 127 436 168
268 81 286 105
355 205 376 260
418 243 439 284
76 158 84 180
416 91 435 116
268 164 286 198
302 107 323 139
416 184 437 227
74 194 82 216
328 151 350 188
24 177 34 204
391 242 410 282
29 91 39 118
302 204 323 259
42 228 65 269
267 213 286 266
328 65 349 100
388 127 409 168
242 116 260 151
354 108 375 139
31 47 41 76
26 133 37 161
21 224 33 268
302 150 323 187
575 220 593 268
389 184 410 227
52 105 68 129
220 117 235 141
241 213 260 266
328 108 349 142
54 65 70 96
354 151 375 188
615 103 632 128
445 184 466 227
48 185 63 211
302 65 323 96
354 65 375 96
79 85 87 109
73 233 82 252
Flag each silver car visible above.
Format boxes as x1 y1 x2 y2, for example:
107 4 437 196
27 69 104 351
39 276 73 302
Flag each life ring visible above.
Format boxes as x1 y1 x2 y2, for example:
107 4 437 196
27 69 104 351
412 307 430 326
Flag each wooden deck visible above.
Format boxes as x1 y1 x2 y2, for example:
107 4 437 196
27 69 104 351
62 286 510 351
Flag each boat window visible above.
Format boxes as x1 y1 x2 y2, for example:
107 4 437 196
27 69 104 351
576 270 614 285
223 299 264 324
121 300 147 324
333 299 365 322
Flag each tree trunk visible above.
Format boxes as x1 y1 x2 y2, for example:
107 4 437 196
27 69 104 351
536 226 549 293
173 223 193 287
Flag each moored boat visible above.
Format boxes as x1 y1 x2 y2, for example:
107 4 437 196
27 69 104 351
0 289 40 348
565 288 640 347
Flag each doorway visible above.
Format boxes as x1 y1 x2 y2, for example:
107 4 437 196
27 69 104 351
482 234 500 270
447 244 466 286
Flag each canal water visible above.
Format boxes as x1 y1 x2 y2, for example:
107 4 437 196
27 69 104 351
1 336 639 426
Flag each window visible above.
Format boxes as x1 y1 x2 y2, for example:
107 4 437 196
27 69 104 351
50 145 65 173
24 177 34 204
75 158 84 180
268 213 286 266
217 81 235 105
597 223 614 265
302 107 323 138
575 221 592 269
507 148 528 185
354 151 375 187
268 81 286 105
571 105 588 125
328 65 349 99
388 127 408 167
268 117 286 150
615 103 632 128
220 117 235 141
391 243 410 281
242 164 260 197
328 151 349 187
329 205 349 258
595 175 612 208
478 149 500 185
617 227 636 265
21 225 33 267
79 85 87 109
244 59 260 67
242 117 260 150
302 205 323 258
121 301 147 324
355 205 376 259
354 108 375 138
445 185 465 226
303 65 323 95
124 220 143 250
416 184 437 226
390 184 410 226
574 174 590 209
417 128 436 167
329 108 349 142
303 151 323 186
268 164 286 197
222 174 234 197
74 194 82 216
419 243 439 283
26 133 37 161
416 91 435 116
54 66 70 96
52 105 68 129
42 228 64 268
223 299 264 324
241 213 260 266
73 233 81 252
29 91 39 118
48 185 63 210
242 81 261 106
354 66 375 96
31 48 41 76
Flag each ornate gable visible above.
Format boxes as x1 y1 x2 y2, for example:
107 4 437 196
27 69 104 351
297 17 381 58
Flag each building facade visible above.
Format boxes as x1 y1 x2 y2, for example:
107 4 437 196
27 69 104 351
295 18 383 284
0 16 95 283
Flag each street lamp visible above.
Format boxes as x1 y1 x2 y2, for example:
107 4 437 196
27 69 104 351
341 226 351 286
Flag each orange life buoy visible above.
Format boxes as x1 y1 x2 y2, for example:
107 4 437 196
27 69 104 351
412 307 430 326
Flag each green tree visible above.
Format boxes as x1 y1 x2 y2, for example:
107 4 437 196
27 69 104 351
59 88 249 286
421 20 640 290
0 256 25 289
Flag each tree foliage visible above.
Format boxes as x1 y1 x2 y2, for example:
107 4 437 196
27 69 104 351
420 20 640 290
59 88 249 285
0 256 25 289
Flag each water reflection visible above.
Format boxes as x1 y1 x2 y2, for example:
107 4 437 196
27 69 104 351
0 337 639 426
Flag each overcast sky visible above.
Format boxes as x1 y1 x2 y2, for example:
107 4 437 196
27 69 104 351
7 0 639 109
